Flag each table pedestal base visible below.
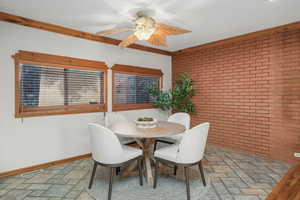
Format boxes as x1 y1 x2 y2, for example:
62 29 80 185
121 138 156 184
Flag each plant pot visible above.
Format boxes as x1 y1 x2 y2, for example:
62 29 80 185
134 118 158 129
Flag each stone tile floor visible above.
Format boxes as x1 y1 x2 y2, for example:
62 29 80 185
0 145 290 200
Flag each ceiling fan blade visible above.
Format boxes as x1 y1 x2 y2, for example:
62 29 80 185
96 28 132 35
147 31 167 46
119 34 139 47
156 23 191 35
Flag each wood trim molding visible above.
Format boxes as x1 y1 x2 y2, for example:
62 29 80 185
0 12 172 56
112 104 156 112
13 50 108 118
112 64 163 76
17 104 106 118
1 12 299 57
174 20 300 55
0 153 91 178
13 50 108 71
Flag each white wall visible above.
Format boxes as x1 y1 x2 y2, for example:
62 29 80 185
0 22 171 173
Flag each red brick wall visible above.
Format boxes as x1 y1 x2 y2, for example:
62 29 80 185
172 28 300 162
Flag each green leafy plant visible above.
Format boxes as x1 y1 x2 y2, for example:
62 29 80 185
148 73 195 113
148 86 173 111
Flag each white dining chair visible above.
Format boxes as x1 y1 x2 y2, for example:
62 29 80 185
154 112 190 149
153 112 190 174
105 112 136 145
88 123 143 200
153 122 210 200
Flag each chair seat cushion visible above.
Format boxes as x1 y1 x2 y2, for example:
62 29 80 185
158 133 184 144
122 145 143 163
154 144 180 163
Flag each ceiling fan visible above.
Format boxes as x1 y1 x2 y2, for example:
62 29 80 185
95 11 191 48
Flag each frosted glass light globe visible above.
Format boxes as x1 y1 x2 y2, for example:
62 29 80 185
134 16 156 40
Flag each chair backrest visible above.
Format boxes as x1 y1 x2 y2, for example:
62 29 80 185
105 112 128 127
177 122 210 164
88 123 124 164
168 112 190 130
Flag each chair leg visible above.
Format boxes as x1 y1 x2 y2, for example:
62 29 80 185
153 160 159 189
153 140 158 153
174 165 178 176
88 161 97 189
116 167 120 176
184 167 190 200
198 161 206 186
108 167 114 200
138 158 143 186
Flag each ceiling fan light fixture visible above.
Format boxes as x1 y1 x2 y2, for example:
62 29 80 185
134 27 156 40
134 16 156 40
97 11 191 48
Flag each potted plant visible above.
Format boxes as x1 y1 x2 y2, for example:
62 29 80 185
148 73 195 113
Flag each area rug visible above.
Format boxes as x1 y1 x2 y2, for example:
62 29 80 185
86 165 211 200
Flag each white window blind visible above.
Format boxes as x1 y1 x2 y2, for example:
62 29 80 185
114 73 160 104
20 64 105 108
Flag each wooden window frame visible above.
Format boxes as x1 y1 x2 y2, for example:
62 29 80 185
13 50 108 118
112 64 163 112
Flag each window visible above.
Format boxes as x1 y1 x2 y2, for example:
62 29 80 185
112 64 163 111
14 51 107 117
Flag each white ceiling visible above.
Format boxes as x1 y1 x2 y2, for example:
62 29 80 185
1 0 300 51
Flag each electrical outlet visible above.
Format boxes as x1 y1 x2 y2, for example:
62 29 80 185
294 153 300 158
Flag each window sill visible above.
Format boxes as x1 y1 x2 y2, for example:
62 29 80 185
16 104 106 118
112 104 156 112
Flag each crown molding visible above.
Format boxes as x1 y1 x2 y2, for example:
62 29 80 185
2 11 299 57
0 12 172 56
174 20 300 55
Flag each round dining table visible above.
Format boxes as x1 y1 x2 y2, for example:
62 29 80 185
110 121 186 184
